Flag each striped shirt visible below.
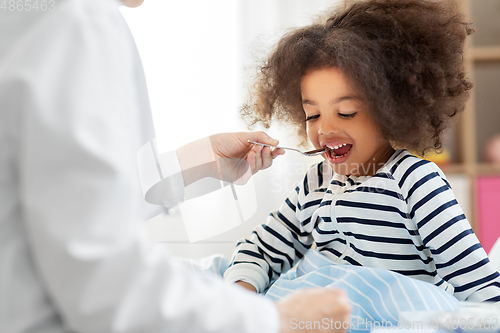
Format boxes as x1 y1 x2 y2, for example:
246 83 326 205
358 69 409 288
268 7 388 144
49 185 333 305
224 149 500 302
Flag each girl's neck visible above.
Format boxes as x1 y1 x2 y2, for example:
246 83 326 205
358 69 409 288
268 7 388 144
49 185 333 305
347 144 396 178
371 145 396 175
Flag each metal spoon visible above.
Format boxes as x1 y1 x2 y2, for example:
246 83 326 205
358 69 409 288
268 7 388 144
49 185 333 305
248 140 328 156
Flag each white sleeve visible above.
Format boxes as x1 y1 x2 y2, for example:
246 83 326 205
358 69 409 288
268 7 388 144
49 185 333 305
15 1 280 332
137 141 186 209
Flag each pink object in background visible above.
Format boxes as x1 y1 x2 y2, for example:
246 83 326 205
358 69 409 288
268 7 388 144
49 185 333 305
477 177 500 254
484 134 500 164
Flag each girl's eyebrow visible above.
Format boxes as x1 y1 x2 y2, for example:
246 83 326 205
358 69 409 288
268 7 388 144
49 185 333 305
302 95 362 105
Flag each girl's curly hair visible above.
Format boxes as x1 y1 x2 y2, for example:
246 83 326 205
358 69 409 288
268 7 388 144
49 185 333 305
241 0 474 155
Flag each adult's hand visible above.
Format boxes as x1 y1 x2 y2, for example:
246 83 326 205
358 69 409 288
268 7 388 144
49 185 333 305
209 132 285 184
276 288 351 333
177 132 285 186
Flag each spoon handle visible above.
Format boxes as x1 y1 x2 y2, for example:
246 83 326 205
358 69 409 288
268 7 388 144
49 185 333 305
247 140 299 152
248 140 327 156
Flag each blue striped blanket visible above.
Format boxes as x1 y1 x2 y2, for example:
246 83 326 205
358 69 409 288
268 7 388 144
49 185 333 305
264 249 459 331
184 250 459 332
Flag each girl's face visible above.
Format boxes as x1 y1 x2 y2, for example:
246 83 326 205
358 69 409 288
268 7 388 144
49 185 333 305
301 67 394 176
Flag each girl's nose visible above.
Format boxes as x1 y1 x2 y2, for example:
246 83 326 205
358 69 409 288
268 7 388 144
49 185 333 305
318 117 340 135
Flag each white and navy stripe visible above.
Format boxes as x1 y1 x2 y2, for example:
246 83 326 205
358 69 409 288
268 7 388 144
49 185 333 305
224 149 500 302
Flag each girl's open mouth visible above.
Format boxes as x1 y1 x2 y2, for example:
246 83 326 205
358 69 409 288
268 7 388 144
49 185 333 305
324 143 353 164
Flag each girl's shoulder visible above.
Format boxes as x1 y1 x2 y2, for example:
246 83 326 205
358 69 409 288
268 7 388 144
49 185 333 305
384 149 449 196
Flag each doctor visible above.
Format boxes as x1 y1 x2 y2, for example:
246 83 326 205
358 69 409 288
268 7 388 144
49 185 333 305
0 0 350 332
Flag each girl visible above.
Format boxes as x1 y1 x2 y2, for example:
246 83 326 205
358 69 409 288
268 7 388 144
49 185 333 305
224 0 500 302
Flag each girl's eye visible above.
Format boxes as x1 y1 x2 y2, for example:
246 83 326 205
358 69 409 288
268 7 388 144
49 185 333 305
305 115 319 122
339 112 357 119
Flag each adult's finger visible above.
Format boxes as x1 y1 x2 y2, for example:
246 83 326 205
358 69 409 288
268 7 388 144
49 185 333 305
260 146 274 170
250 145 263 174
271 148 285 159
245 131 279 146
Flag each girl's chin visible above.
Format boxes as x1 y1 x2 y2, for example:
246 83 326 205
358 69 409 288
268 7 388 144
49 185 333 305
329 164 352 176
324 157 352 176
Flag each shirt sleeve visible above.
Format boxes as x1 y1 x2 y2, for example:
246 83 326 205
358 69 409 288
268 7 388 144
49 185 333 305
224 165 318 293
137 141 186 209
405 162 500 302
15 1 280 332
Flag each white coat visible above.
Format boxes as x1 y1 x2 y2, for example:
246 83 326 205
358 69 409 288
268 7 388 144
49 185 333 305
0 0 279 332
